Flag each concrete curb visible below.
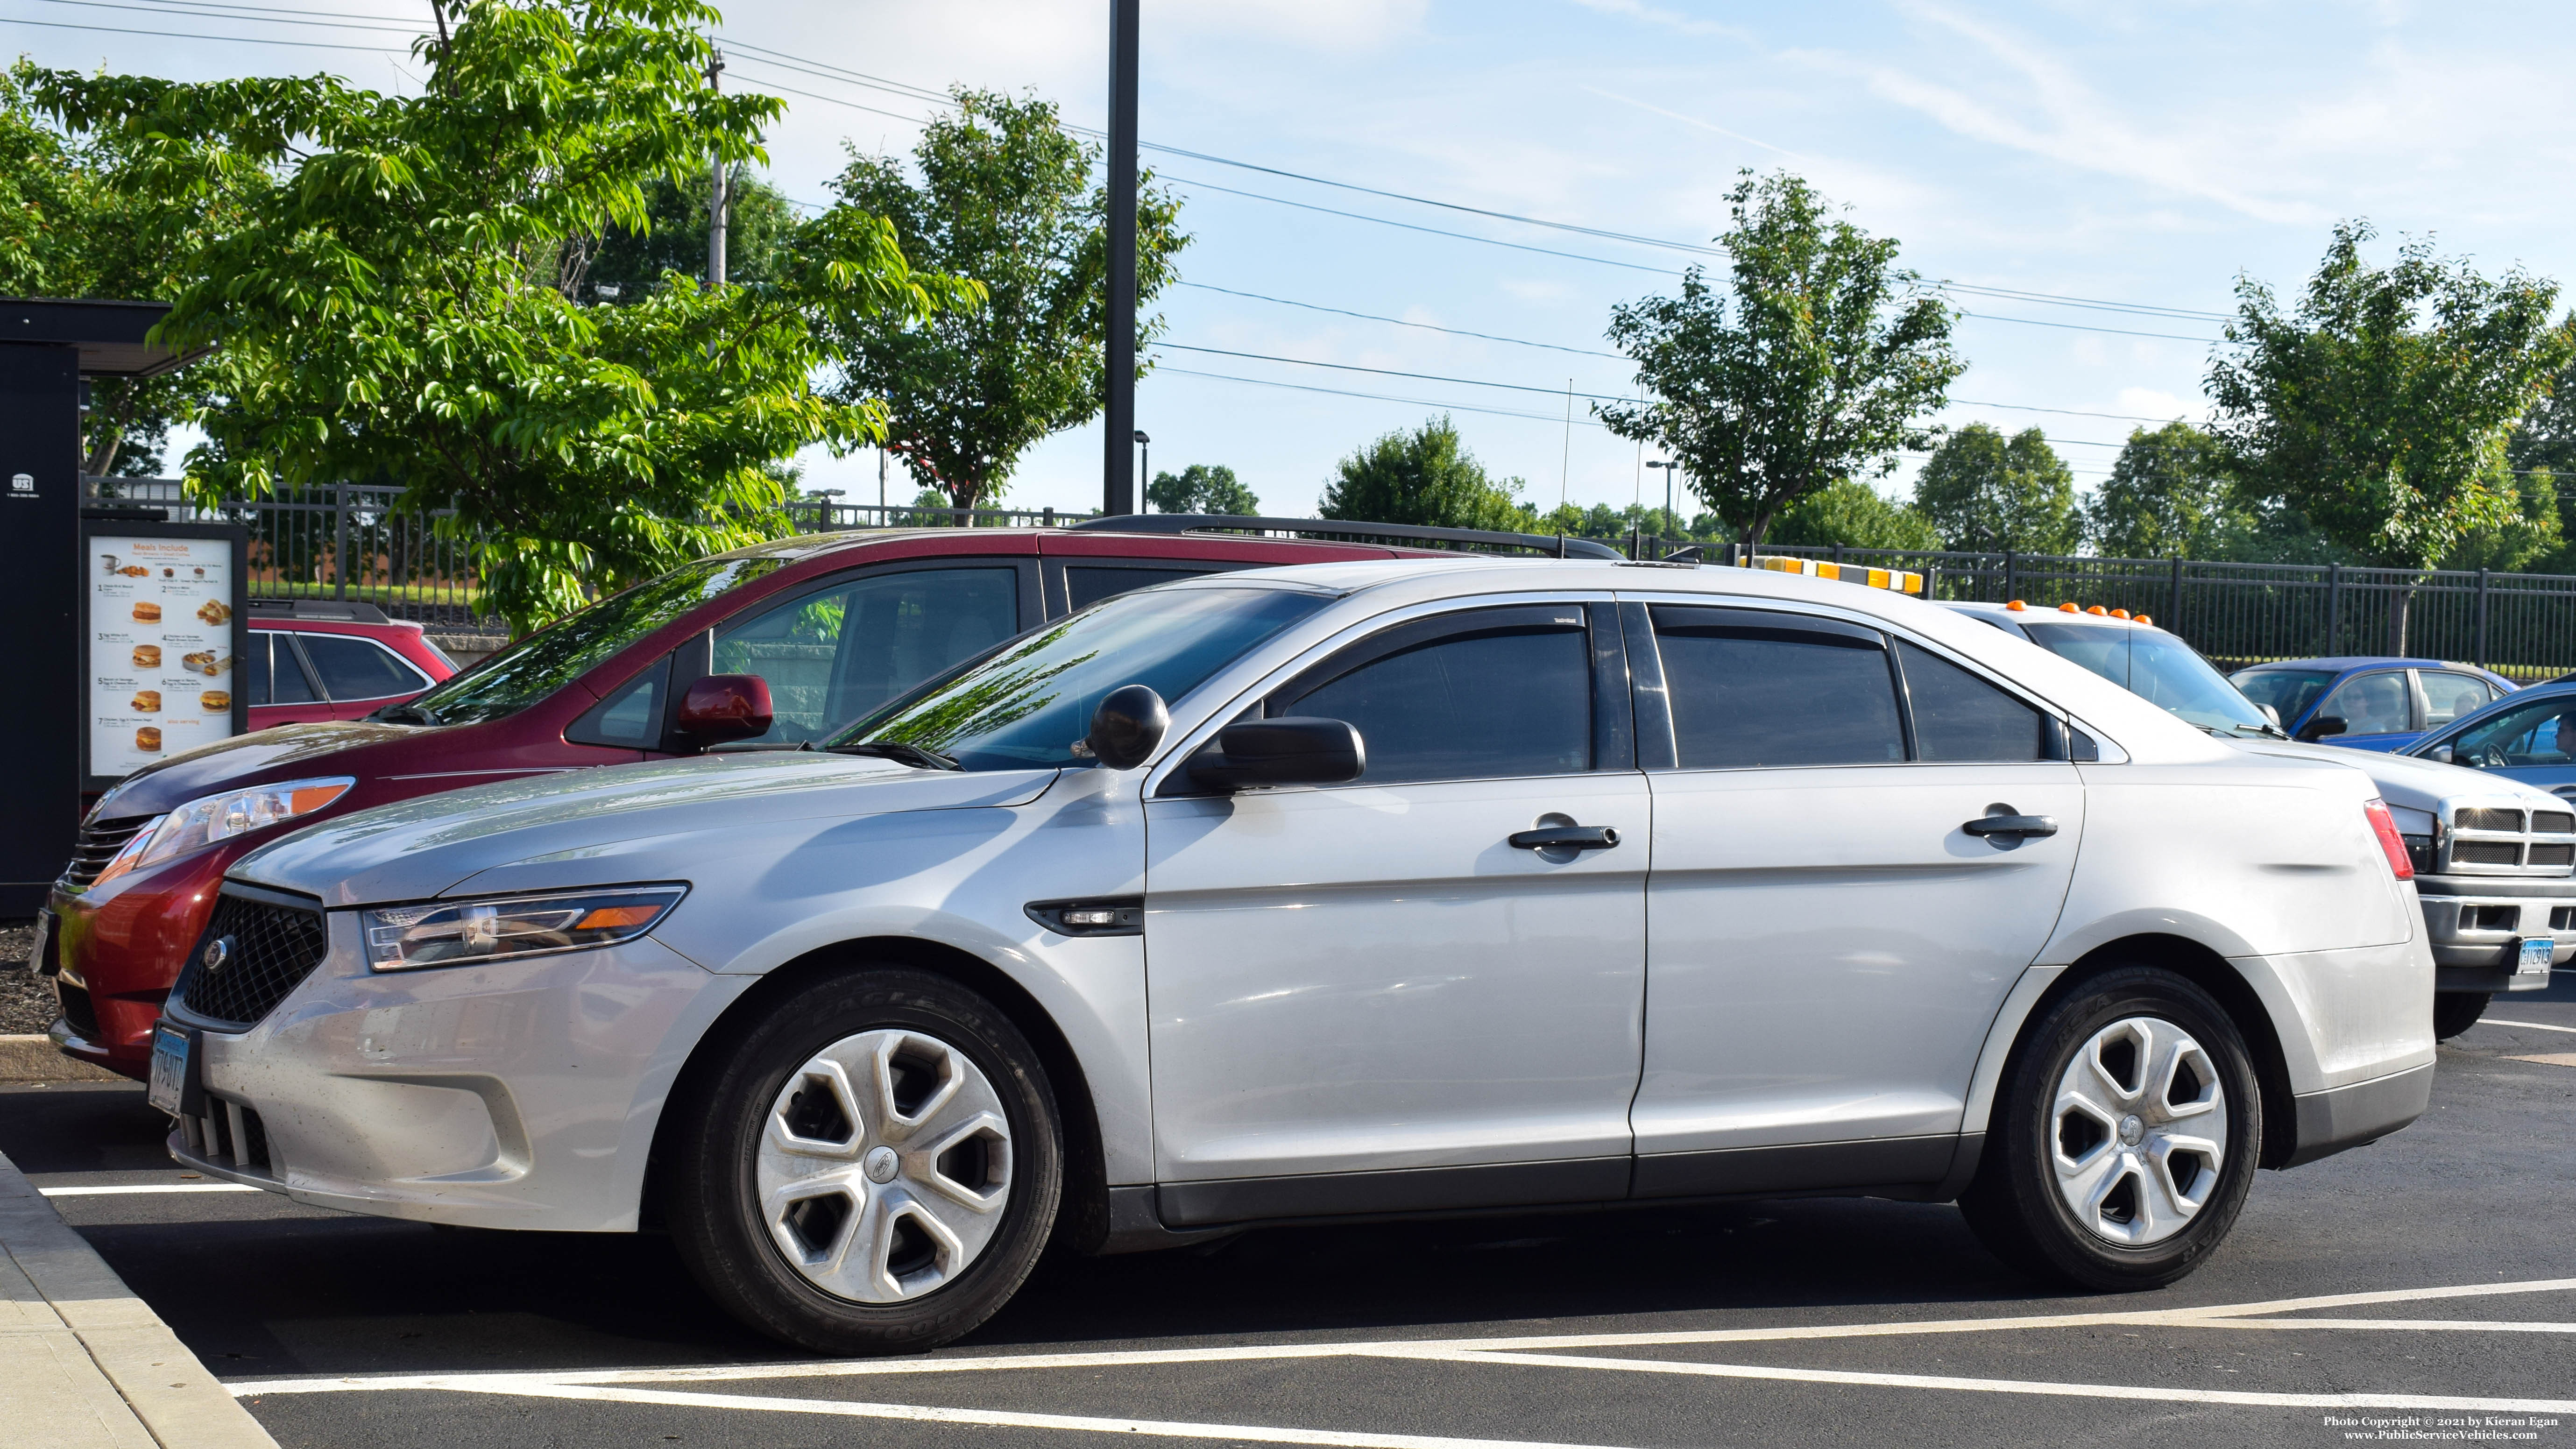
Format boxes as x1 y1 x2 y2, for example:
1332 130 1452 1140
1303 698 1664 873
0 1036 124 1084
0 1148 276 1449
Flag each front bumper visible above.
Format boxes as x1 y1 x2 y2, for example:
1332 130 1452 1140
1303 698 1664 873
47 849 241 1080
166 914 749 1231
2411 872 2575 992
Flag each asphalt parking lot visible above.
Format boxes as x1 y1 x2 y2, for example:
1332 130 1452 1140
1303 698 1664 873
5 978 2573 1449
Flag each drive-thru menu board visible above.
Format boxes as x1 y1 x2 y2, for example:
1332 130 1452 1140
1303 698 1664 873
86 531 244 781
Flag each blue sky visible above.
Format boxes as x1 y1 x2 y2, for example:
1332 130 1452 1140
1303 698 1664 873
14 0 2575 521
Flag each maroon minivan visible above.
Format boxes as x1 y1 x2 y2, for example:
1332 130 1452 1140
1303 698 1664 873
43 520 1611 1077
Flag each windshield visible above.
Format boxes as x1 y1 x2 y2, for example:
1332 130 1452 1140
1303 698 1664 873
395 555 783 725
2434 694 2576 768
2021 622 2274 734
2229 669 2336 728
831 584 1333 771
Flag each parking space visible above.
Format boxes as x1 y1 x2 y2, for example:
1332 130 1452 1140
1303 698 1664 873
4 982 2571 1449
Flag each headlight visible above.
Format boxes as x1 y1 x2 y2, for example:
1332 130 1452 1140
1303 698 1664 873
96 776 355 885
362 885 686 972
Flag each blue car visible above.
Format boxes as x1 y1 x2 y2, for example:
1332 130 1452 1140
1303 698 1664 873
2228 657 2518 751
2402 679 2576 799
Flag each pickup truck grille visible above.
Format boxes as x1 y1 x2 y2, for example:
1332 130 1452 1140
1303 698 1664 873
2438 805 2576 876
58 815 153 891
171 889 330 1029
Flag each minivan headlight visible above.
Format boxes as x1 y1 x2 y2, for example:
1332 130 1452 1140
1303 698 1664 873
101 776 356 884
362 885 687 971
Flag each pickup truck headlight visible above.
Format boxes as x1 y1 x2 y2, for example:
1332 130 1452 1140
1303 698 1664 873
362 885 687 971
96 776 356 886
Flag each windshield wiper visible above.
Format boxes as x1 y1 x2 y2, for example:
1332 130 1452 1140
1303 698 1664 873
371 702 441 726
825 741 962 771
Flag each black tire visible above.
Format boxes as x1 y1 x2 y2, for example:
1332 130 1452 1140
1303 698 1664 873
664 967 1063 1354
1959 966 2262 1292
2433 991 2491 1041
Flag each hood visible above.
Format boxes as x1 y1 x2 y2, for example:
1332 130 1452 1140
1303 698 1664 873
231 752 1061 907
2232 736 2563 829
91 721 442 817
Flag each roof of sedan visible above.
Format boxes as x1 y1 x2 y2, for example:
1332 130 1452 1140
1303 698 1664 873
2236 656 2473 672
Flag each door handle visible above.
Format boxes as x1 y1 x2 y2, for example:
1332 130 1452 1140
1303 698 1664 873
1509 825 1621 851
1963 813 2058 839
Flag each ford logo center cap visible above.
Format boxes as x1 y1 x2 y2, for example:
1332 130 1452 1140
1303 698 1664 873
201 936 231 971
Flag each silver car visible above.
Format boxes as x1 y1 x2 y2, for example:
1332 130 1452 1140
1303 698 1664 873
153 560 2434 1353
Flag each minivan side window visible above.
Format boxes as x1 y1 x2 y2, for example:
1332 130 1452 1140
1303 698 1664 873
298 633 430 701
712 568 1019 745
1278 610 1592 785
1652 607 1903 769
1898 641 2048 761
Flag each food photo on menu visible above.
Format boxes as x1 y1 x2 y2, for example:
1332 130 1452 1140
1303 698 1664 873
89 536 236 777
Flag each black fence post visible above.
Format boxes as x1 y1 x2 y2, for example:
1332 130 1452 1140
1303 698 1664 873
2168 556 2183 625
2325 562 2342 656
2003 550 2017 602
2476 567 2491 667
333 481 349 601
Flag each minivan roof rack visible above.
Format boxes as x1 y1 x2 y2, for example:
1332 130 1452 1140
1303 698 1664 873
246 598 394 625
1074 513 1627 561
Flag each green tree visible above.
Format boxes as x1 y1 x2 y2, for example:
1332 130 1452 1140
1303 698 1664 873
1147 463 1259 515
2207 222 2571 645
2442 467 2563 573
0 61 235 478
2083 422 2247 559
1768 478 1940 551
1596 170 1961 550
585 170 799 301
828 90 1188 515
32 0 972 629
1319 416 1536 531
1911 424 2081 555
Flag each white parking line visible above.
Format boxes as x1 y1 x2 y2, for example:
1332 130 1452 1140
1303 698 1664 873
37 1182 262 1196
2487 1018 2576 1035
223 1274 2576 1431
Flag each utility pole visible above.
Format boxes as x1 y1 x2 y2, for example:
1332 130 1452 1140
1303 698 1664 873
1102 0 1140 517
1134 431 1150 512
706 50 729 287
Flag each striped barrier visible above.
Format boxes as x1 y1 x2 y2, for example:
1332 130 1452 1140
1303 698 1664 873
1752 555 1924 595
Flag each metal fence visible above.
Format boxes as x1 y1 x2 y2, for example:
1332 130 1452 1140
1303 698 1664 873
1741 542 2576 683
81 480 2576 678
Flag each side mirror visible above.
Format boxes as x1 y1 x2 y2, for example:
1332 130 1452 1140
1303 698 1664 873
676 673 774 745
1188 716 1366 792
2258 704 2283 731
1086 684 1168 769
2300 714 2347 742
2427 743 2456 764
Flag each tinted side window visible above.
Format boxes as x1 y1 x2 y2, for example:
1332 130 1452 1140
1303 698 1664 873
1068 565 1216 611
1899 642 2047 762
1284 621 1591 785
242 631 274 707
2321 671 2411 735
264 633 319 704
714 568 1018 745
1653 608 1903 769
300 634 427 700
566 657 667 749
2421 671 2495 728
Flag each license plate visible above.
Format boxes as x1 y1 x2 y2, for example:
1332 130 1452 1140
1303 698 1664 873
2518 937 2555 974
145 1025 190 1116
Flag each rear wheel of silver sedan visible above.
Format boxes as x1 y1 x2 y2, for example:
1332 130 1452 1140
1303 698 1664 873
1959 967 2260 1292
665 968 1062 1354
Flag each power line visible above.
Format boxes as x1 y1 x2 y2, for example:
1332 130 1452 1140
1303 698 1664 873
0 14 409 49
1175 283 1627 358
38 0 423 33
1953 309 2232 346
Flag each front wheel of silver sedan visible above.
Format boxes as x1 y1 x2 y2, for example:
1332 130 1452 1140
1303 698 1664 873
1959 966 2261 1292
665 968 1063 1354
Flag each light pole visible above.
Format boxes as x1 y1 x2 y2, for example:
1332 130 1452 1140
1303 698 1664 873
1133 431 1150 512
1102 0 1141 517
1645 460 1679 539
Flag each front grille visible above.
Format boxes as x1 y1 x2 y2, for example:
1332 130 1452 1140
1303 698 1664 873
2553 906 2576 932
182 1101 273 1176
2457 807 2524 832
2454 841 2521 866
59 815 152 891
172 890 330 1029
2533 844 2576 868
2441 800 2576 876
2538 811 2576 834
56 979 99 1039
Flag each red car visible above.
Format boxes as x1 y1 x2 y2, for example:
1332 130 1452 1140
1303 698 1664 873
238 600 458 728
43 522 1597 1078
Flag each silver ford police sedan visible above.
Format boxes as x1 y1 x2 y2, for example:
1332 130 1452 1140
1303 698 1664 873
154 559 2434 1353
